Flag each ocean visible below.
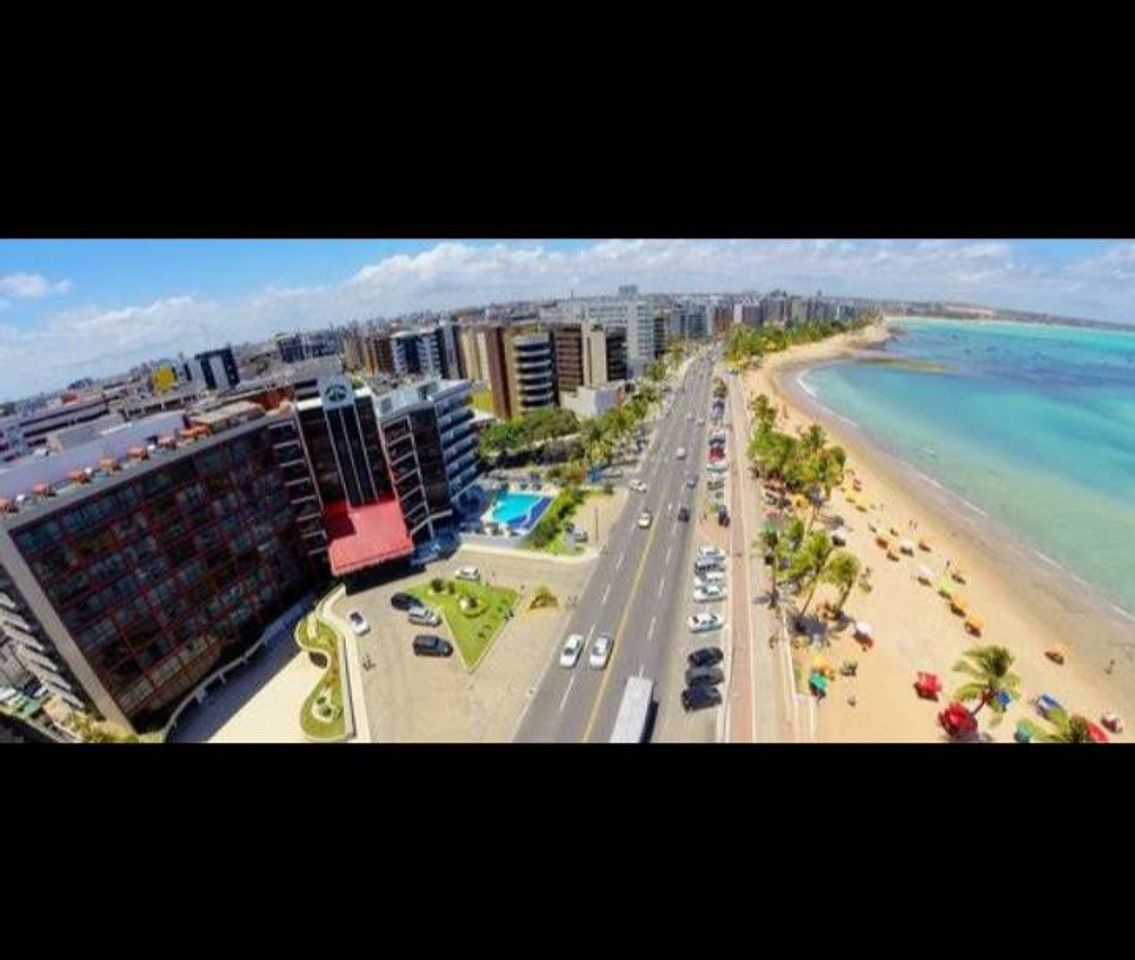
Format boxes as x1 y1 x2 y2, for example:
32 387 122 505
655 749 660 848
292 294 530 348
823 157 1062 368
800 317 1135 620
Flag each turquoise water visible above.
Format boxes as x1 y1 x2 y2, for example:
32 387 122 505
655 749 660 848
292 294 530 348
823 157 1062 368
488 491 552 528
802 318 1135 617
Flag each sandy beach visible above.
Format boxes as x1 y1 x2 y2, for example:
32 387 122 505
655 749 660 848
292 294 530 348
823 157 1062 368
744 322 1135 743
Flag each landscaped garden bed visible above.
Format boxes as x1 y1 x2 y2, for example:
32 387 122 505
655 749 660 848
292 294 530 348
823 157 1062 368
406 578 519 669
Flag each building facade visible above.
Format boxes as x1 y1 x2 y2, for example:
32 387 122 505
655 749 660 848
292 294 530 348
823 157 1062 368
191 348 241 392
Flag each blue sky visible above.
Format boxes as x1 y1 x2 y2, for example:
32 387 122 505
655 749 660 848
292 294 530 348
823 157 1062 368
2 239 1133 399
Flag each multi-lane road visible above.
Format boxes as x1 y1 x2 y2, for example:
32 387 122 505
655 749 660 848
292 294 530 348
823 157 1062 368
515 348 726 742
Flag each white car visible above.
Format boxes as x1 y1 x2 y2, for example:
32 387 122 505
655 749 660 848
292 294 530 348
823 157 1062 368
685 475 697 488
697 545 726 562
629 479 647 493
347 610 370 635
560 634 584 668
675 447 687 460
694 570 726 588
694 584 728 603
454 566 481 582
706 461 728 474
638 511 653 529
688 612 725 633
589 633 613 669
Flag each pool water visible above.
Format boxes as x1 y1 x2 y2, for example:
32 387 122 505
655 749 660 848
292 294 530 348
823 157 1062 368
487 491 553 528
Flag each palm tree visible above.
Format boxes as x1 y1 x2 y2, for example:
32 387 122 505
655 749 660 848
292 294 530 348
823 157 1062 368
760 526 785 607
802 423 827 458
821 550 861 616
952 645 1022 725
788 530 834 619
1036 708 1096 744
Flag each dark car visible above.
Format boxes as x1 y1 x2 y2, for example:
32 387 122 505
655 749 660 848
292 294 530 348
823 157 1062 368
685 665 725 687
678 506 691 522
718 510 730 527
412 635 454 657
688 646 725 668
682 686 723 712
391 592 416 611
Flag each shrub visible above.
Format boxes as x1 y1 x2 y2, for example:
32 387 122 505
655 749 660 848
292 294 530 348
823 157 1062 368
431 577 446 593
530 585 558 610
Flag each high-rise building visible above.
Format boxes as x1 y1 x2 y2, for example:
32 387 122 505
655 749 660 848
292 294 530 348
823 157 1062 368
276 330 341 364
479 325 557 421
389 326 463 381
190 348 241 391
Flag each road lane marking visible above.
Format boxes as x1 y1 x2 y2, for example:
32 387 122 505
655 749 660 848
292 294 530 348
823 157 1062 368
648 615 656 641
559 673 576 712
616 549 626 571
638 664 645 677
601 583 612 606
657 576 666 598
665 543 674 564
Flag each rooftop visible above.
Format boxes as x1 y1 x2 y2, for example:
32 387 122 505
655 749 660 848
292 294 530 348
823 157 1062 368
324 498 414 576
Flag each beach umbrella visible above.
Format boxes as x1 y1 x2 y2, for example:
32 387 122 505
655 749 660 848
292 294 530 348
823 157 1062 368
950 594 968 615
939 701 978 739
1035 694 1063 718
964 615 984 636
1045 644 1068 665
950 568 967 584
809 672 828 695
1085 720 1110 744
899 539 915 555
914 672 943 700
917 566 933 584
854 621 872 638
918 538 932 552
1101 712 1124 734
937 578 954 598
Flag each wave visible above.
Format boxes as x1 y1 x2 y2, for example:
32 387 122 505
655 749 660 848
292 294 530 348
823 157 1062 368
959 497 989 518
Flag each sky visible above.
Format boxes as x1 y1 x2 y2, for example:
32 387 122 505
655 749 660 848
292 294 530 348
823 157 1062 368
2 238 1133 400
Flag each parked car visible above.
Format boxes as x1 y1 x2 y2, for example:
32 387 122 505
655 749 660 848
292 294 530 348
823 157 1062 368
677 506 691 522
588 633 613 669
682 686 723 711
686 475 698 488
697 545 726 561
454 566 481 582
694 556 725 574
408 607 442 627
573 529 589 543
688 612 724 633
390 592 417 611
675 447 687 460
685 665 725 687
638 511 653 529
347 610 369 635
413 635 453 657
832 531 847 547
629 479 647 493
693 584 728 603
688 646 725 668
693 571 726 588
560 633 584 668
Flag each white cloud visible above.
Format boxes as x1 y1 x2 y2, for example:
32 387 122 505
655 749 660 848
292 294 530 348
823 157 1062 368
0 272 73 299
3 239 1135 400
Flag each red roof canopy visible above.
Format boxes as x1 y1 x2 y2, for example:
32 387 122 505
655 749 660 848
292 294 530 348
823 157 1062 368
325 498 414 576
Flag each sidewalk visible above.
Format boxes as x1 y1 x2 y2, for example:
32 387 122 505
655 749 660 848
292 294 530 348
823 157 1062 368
322 587 373 744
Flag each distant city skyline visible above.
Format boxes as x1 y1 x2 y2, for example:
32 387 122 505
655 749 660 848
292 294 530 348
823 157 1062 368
2 238 1134 398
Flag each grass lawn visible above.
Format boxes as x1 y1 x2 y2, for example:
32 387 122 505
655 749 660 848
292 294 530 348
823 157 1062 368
406 578 519 669
471 388 494 414
296 614 346 740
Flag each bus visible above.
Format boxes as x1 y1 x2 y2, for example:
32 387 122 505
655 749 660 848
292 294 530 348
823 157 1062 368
609 676 655 743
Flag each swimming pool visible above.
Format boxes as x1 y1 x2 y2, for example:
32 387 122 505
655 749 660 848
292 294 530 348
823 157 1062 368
486 491 553 529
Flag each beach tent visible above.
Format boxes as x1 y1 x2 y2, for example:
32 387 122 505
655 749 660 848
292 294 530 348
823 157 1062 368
899 539 915 555
917 566 933 585
950 568 967 584
994 690 1013 710
939 701 978 739
1045 644 1068 665
918 538 932 552
1015 719 1036 743
875 535 890 549
1035 694 1063 719
914 672 943 700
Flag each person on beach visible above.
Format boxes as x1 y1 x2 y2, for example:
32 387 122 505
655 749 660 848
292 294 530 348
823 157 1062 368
1106 659 1116 675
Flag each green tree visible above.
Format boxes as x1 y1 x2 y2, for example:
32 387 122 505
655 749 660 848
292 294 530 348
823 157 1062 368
952 645 1022 725
761 526 787 607
821 550 860 615
1036 708 1096 744
788 530 834 619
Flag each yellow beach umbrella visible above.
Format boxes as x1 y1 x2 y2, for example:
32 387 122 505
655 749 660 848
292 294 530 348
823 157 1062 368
950 594 968 615
964 615 983 636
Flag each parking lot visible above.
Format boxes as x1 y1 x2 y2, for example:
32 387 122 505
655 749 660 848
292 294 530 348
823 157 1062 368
331 546 594 741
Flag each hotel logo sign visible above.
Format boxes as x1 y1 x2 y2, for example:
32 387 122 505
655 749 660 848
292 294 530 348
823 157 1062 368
319 376 354 410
